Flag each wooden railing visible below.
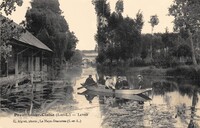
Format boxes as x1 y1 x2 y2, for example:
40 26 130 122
0 71 48 86
0 74 31 86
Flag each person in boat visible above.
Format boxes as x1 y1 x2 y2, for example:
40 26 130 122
84 75 96 86
137 75 144 89
105 76 115 89
115 76 129 89
98 75 106 85
115 77 123 89
121 78 130 89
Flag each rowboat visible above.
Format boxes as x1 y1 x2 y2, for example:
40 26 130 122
80 84 152 95
78 90 152 101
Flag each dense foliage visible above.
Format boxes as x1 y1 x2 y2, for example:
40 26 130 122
0 0 24 76
25 0 78 64
169 0 200 65
69 50 83 65
93 0 144 65
0 0 23 15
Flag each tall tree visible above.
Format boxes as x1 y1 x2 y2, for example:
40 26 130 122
93 0 144 64
169 0 200 65
25 0 78 65
115 0 123 14
149 15 159 59
92 0 110 57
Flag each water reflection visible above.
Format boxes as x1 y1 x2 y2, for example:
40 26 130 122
78 90 151 104
0 66 200 127
96 66 200 127
0 81 75 114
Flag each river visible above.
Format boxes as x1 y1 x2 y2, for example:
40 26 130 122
0 66 200 128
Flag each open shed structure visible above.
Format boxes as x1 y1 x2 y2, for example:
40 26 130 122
0 15 53 86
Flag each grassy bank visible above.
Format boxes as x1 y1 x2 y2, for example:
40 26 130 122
127 66 167 76
128 65 200 80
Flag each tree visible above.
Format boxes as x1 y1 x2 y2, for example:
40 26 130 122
25 0 78 65
149 15 159 32
69 50 82 65
177 44 192 58
169 0 200 65
0 0 24 76
0 16 24 76
149 15 159 59
64 31 78 61
115 0 123 14
92 0 110 62
0 0 23 15
93 0 144 64
140 34 152 60
118 16 143 60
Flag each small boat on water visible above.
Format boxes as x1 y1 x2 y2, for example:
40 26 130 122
78 90 152 101
80 84 152 95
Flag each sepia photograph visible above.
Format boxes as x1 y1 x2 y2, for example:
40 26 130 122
0 0 200 128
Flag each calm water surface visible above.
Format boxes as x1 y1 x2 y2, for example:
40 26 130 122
0 66 200 128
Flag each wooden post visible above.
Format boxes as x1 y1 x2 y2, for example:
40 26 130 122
28 57 31 72
6 61 8 77
15 53 19 87
31 51 34 84
41 51 43 81
0 20 2 76
0 55 1 76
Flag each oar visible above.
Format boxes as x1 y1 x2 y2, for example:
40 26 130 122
77 83 97 90
77 83 86 90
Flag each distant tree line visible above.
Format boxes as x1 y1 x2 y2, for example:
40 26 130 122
140 31 194 68
93 0 200 68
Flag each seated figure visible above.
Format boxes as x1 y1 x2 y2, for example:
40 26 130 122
84 75 96 86
105 76 115 89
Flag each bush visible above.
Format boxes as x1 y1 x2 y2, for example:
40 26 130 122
153 53 181 68
166 66 198 79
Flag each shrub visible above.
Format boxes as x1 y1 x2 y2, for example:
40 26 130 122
166 66 198 79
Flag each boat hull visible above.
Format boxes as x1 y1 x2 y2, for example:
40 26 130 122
78 90 151 101
84 84 152 95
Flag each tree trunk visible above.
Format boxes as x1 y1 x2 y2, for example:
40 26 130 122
150 27 154 60
0 20 1 76
0 54 1 76
150 42 152 59
188 88 198 128
188 30 197 65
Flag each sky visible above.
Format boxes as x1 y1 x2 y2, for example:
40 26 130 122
7 0 174 50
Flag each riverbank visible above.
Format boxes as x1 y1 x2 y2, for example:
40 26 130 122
127 65 200 81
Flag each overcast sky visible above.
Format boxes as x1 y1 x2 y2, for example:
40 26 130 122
7 0 174 50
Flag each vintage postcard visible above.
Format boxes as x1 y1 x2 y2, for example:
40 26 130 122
0 0 200 128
